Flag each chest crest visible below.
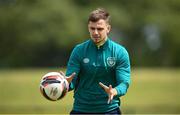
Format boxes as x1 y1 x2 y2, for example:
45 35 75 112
107 57 116 67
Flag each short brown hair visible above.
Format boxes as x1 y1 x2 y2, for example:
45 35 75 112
88 8 110 24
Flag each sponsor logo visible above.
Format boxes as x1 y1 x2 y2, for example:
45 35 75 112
83 58 90 63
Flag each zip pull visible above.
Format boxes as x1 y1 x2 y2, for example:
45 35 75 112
103 51 108 71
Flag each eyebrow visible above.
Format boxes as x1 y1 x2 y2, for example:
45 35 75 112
90 27 104 30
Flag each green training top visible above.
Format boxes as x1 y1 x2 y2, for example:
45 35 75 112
66 38 131 113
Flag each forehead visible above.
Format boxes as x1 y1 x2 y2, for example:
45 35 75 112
88 19 107 27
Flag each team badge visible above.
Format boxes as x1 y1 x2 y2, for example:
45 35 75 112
107 57 116 67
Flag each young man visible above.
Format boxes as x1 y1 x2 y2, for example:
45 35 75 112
64 8 131 114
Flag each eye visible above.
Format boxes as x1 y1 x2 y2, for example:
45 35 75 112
90 27 95 30
97 28 104 31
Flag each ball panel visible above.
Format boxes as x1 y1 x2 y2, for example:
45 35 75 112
44 83 63 101
41 79 61 87
42 88 54 101
58 80 69 99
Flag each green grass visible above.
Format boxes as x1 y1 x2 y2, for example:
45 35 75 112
122 68 180 114
0 68 179 114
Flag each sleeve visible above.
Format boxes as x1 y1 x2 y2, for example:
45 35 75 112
66 45 81 91
115 47 131 97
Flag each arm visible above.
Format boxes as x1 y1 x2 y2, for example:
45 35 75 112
99 47 131 103
115 48 131 97
66 45 81 91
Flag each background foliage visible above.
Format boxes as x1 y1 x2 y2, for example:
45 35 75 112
0 0 180 68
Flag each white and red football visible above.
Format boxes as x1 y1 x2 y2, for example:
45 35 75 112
39 72 69 101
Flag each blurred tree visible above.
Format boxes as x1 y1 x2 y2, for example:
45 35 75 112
0 0 180 67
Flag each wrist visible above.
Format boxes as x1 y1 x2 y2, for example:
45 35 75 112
112 88 117 96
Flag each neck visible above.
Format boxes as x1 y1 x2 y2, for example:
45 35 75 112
96 37 108 48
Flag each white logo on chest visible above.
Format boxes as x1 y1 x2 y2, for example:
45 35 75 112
83 58 90 63
107 57 116 67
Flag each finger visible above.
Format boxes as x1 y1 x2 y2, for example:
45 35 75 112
59 71 65 77
69 72 76 78
110 94 113 100
66 72 76 83
107 96 111 104
109 85 114 101
107 85 113 104
107 94 113 104
99 82 108 90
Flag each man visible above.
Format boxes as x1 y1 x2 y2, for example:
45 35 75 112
63 8 131 114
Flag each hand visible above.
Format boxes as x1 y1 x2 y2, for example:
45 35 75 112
59 71 76 84
99 82 117 104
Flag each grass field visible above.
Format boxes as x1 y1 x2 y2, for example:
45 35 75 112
0 68 179 114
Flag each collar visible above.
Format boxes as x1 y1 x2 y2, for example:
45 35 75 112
90 38 110 50
96 37 107 48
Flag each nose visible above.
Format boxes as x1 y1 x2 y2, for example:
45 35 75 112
94 29 98 35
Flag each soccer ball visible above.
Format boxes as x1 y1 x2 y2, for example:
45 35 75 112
39 72 69 101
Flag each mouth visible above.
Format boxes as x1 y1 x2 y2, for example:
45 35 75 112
93 37 100 41
91 35 101 42
92 35 100 39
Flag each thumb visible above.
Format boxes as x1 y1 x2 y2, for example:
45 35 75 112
109 85 112 91
66 72 76 84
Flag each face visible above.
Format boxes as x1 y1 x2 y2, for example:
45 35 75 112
88 19 111 44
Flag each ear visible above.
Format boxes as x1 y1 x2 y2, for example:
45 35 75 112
107 24 111 34
88 24 91 33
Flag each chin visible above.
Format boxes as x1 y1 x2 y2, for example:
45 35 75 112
92 38 100 42
93 40 100 44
